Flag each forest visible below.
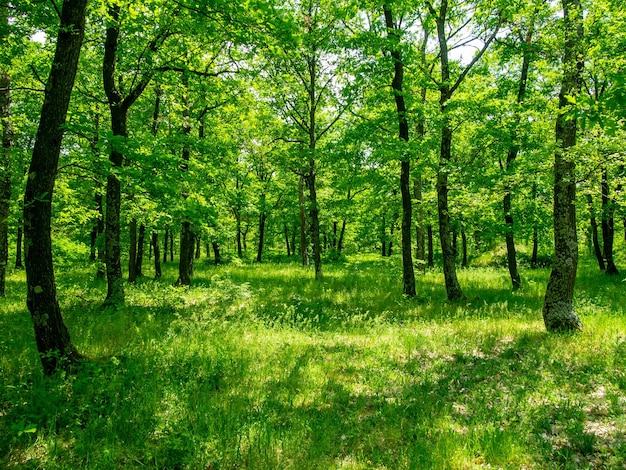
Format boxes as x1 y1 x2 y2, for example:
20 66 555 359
1 0 626 468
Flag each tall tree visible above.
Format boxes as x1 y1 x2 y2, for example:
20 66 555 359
383 4 416 296
23 0 87 374
0 6 12 296
427 0 501 301
102 3 169 303
542 0 584 332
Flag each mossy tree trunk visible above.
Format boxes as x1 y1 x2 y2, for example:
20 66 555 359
23 0 87 375
542 0 584 332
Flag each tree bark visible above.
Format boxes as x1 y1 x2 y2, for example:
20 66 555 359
212 241 221 265
177 72 194 286
543 0 584 332
163 228 169 263
414 177 425 272
298 175 308 266
461 230 468 268
15 221 22 269
284 224 291 257
128 219 137 283
601 168 619 275
383 4 415 296
256 209 267 262
433 0 464 301
306 159 322 279
427 224 434 268
0 69 12 296
587 193 605 270
152 232 161 279
136 223 146 276
338 219 347 254
502 17 536 290
23 0 87 374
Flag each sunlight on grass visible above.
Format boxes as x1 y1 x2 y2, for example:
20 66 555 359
2 253 626 468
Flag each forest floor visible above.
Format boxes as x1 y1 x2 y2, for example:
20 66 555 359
1 251 626 469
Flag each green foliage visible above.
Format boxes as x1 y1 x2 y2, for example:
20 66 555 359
2 255 626 468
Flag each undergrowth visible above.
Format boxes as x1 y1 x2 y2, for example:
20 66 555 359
1 252 625 469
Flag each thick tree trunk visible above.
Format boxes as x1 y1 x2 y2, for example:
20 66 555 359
128 219 137 283
543 0 583 332
23 0 87 374
152 232 161 279
587 194 605 270
0 70 12 296
298 176 308 266
601 169 619 275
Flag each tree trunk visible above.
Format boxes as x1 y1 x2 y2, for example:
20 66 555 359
306 159 322 280
236 213 243 258
195 235 201 260
298 176 308 266
152 232 161 279
381 213 387 257
0 69 12 296
103 4 153 304
212 241 221 265
170 229 174 261
257 210 267 262
332 221 337 248
543 0 583 332
587 193 605 270
427 224 434 268
461 230 468 268
502 18 535 290
177 222 194 285
384 4 415 296
601 168 619 275
338 219 347 254
177 71 194 285
128 219 137 283
284 224 291 257
531 227 539 269
15 221 22 269
414 177 425 272
23 0 87 375
163 228 169 263
136 223 145 276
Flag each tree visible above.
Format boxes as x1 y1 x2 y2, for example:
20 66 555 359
542 0 584 332
426 0 502 301
383 4 416 296
0 6 12 297
23 0 87 374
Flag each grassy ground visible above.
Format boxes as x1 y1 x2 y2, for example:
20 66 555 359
1 252 626 469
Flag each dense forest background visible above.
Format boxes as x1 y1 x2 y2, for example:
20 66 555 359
1 0 626 467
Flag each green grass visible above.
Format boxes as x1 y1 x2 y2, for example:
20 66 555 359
1 252 626 469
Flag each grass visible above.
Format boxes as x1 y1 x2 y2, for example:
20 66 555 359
1 251 626 469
